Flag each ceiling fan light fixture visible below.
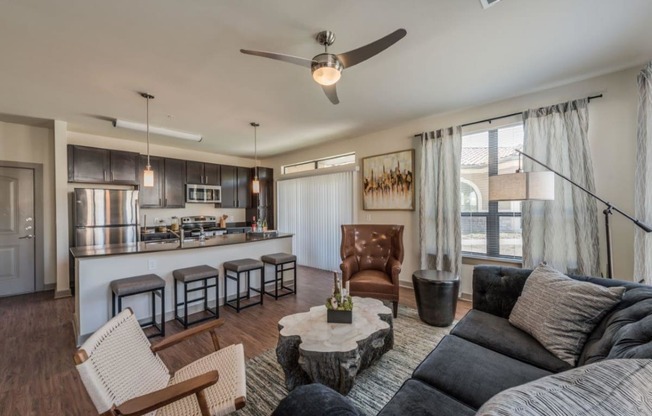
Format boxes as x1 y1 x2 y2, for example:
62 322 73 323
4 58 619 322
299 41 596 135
311 54 343 86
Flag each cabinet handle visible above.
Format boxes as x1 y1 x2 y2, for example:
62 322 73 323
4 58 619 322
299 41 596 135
104 170 108 181
205 175 208 184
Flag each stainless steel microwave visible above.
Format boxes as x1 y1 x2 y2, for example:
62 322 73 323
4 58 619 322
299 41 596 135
186 184 221 203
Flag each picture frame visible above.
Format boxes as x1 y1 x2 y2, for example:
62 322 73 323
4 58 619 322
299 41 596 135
361 149 415 211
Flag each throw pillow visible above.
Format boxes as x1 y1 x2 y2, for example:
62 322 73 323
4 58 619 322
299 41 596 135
509 264 624 365
476 359 652 416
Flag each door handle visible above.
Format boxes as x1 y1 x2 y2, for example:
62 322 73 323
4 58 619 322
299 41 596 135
19 234 34 239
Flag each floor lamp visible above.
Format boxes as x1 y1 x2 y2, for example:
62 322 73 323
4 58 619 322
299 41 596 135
489 149 652 278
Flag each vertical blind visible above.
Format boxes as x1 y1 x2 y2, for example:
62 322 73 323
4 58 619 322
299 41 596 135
277 171 353 270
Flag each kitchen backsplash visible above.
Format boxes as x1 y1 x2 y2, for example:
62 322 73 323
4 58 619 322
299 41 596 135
142 206 245 227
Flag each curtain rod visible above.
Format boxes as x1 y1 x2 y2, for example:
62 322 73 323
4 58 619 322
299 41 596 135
412 94 603 138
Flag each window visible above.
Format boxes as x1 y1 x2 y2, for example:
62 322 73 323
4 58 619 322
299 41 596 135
461 123 523 259
282 153 355 175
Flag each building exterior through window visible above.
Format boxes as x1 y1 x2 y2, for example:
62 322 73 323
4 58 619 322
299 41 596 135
461 122 523 259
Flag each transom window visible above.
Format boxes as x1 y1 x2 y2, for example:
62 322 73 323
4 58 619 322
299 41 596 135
282 153 355 175
461 123 523 259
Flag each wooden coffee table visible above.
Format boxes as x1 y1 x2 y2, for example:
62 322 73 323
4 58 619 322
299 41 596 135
276 296 393 395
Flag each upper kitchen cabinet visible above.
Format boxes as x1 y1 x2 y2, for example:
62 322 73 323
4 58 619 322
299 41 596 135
219 165 251 208
138 155 164 208
109 150 139 183
236 167 251 209
68 145 139 184
163 158 186 208
186 161 220 185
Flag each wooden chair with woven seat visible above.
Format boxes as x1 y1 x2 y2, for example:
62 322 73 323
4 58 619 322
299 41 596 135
339 224 404 318
74 308 246 416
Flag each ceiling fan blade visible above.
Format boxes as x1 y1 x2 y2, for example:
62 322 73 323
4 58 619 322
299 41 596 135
336 29 407 69
240 49 315 68
322 84 339 105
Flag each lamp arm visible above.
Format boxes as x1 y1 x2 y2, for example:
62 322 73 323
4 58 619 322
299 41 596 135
516 150 652 233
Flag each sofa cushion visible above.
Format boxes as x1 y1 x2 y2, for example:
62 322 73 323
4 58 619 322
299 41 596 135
271 384 360 416
509 264 624 365
476 359 652 416
580 286 652 365
412 335 551 409
377 379 475 416
452 310 571 373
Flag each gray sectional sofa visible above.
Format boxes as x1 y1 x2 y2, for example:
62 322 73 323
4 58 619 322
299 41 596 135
273 265 652 415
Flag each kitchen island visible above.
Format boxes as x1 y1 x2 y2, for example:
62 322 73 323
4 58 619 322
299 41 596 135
71 233 293 345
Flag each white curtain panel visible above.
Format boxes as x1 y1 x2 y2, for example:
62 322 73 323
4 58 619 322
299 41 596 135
522 98 601 276
635 62 652 285
277 171 353 271
419 127 462 275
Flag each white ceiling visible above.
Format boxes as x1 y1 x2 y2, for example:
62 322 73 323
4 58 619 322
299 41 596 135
1 0 651 157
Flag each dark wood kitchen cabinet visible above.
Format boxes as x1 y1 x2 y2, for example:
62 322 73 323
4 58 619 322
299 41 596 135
219 165 251 208
68 145 138 184
236 167 251 208
247 167 274 229
138 155 164 208
163 158 186 208
186 161 220 185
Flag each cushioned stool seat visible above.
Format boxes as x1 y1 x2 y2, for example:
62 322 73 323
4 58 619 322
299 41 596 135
224 258 264 312
173 265 219 328
111 273 165 338
261 253 297 299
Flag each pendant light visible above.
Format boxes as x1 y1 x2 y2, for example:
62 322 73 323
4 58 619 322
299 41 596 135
251 122 260 194
142 93 155 187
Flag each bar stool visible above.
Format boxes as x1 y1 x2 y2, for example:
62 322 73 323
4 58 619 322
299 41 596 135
110 273 165 338
261 252 297 299
224 258 264 312
173 265 219 328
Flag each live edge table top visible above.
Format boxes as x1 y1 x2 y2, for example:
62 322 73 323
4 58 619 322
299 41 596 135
276 297 394 395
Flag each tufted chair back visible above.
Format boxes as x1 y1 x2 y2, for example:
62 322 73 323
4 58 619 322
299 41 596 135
340 224 404 317
340 224 404 272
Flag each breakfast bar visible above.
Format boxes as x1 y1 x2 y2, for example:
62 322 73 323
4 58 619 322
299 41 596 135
71 233 293 345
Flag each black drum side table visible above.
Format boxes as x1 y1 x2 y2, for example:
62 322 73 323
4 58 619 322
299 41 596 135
412 270 460 327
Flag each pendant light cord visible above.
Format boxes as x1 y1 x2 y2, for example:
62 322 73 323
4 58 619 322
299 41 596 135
146 95 150 169
251 122 260 179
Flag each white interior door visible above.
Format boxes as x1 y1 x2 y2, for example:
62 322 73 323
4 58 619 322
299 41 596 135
0 167 35 296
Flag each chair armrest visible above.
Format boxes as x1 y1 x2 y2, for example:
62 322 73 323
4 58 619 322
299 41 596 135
115 370 219 416
340 256 359 281
472 266 532 318
385 257 402 285
152 318 225 353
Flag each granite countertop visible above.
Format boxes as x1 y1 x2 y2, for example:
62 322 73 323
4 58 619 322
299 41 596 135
70 232 293 258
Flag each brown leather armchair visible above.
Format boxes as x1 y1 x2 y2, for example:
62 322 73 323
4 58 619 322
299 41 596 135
339 224 404 317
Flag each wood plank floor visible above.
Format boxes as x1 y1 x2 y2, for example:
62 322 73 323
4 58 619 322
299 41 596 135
0 266 471 415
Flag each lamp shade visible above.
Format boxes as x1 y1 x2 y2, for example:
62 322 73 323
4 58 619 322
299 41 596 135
489 171 555 201
143 168 154 188
312 66 341 86
252 178 260 194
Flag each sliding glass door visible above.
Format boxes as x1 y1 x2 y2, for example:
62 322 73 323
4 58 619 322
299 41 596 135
277 171 353 270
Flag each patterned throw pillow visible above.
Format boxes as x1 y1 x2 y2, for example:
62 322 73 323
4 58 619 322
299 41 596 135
476 359 652 416
509 264 624 365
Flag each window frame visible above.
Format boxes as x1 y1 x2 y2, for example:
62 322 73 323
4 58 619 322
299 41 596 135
282 153 355 175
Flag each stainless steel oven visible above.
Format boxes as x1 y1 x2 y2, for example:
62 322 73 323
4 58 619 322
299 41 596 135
186 184 222 203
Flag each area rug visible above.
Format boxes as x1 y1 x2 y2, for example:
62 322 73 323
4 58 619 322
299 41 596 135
241 305 455 416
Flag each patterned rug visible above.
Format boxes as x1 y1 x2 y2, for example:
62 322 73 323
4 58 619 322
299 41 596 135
241 306 455 416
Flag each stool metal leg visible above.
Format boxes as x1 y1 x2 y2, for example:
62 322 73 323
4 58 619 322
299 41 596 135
161 287 166 336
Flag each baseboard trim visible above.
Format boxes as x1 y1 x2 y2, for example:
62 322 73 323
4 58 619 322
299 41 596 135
55 289 72 299
460 292 472 302
44 283 56 291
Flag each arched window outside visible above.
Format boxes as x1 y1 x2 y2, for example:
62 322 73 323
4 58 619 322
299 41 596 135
460 181 480 212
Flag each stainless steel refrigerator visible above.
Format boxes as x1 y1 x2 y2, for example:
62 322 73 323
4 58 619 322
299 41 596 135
74 189 139 247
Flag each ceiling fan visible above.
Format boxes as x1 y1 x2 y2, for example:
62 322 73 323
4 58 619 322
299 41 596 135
240 28 407 105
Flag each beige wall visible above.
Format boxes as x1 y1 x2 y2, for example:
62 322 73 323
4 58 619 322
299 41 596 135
263 66 643 295
0 121 56 285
